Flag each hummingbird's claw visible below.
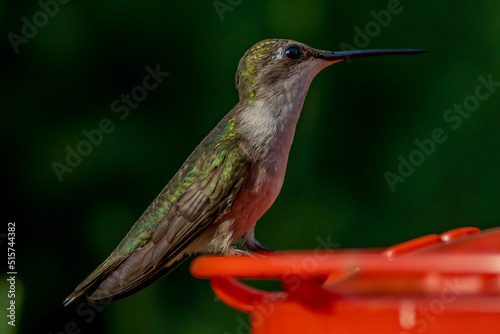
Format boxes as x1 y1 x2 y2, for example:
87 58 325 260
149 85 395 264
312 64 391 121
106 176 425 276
236 249 268 259
245 240 276 253
227 247 270 258
229 248 252 256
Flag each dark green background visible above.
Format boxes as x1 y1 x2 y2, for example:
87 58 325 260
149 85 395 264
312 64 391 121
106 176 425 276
2 0 499 333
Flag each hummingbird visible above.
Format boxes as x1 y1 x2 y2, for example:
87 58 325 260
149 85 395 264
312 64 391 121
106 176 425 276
64 39 424 306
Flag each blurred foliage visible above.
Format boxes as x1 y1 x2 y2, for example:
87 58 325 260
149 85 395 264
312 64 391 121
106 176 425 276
3 0 500 333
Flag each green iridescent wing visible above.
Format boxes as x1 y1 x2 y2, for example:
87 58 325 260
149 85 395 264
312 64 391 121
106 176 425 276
64 117 250 305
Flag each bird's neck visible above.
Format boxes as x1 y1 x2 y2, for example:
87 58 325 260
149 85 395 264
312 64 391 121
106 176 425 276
235 89 308 166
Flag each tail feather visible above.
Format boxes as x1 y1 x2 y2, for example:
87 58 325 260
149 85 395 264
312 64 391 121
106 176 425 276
63 255 127 306
63 251 189 306
88 254 189 304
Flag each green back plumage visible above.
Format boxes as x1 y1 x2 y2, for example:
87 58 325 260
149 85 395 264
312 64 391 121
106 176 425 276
64 114 250 305
118 115 241 253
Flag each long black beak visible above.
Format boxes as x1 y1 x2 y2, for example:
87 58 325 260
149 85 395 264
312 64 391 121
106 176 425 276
317 49 426 61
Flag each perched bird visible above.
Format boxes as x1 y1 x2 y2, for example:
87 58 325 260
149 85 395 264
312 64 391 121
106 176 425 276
64 39 424 305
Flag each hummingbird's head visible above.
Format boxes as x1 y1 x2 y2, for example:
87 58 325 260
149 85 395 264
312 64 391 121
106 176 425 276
235 39 330 104
235 39 424 105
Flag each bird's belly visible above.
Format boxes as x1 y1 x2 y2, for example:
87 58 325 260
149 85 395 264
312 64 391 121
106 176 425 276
229 161 287 239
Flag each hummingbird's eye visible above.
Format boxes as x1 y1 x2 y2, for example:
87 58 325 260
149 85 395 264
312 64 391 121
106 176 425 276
285 47 303 60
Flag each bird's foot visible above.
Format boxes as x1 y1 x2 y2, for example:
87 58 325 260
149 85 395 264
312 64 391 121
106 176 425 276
226 247 268 258
230 248 251 256
245 240 276 253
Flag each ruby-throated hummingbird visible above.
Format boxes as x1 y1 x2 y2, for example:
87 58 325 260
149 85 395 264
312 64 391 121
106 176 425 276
64 39 424 305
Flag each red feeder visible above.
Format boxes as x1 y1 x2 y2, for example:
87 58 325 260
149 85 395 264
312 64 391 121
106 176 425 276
190 227 500 333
